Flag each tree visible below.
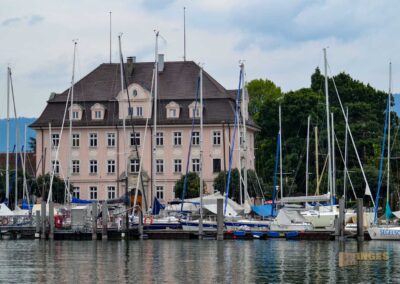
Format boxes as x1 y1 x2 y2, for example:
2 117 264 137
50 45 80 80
31 174 72 204
174 172 204 199
213 169 261 202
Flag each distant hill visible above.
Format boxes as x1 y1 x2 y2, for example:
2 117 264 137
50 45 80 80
0 118 36 152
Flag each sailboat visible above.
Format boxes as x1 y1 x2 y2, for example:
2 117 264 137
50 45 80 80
368 62 400 240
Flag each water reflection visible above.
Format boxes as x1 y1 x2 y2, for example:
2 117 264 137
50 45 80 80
0 240 398 283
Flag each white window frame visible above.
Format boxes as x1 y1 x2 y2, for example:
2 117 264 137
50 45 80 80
72 111 79 120
213 131 221 145
89 160 98 174
192 132 200 145
73 186 80 199
174 159 182 173
156 132 164 146
72 160 80 174
89 133 98 148
130 132 141 146
52 160 60 175
192 158 200 172
52 133 60 148
107 160 116 174
156 185 164 200
89 186 98 200
94 110 102 119
107 186 116 199
136 106 143 117
173 131 182 146
130 159 140 173
107 133 116 147
156 159 164 174
72 133 80 147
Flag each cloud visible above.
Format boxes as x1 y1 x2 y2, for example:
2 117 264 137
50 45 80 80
2 17 23 26
1 15 44 27
28 15 44 25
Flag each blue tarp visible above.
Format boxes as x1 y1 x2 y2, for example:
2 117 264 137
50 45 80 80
71 197 93 204
21 199 33 210
251 204 277 217
152 197 165 215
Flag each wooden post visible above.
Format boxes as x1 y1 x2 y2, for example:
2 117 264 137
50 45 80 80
217 198 224 240
339 198 345 241
138 209 143 240
92 202 98 240
49 201 54 240
41 201 46 239
35 210 40 238
357 198 364 241
102 202 108 240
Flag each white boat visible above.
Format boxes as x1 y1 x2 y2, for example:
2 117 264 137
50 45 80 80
368 226 400 240
270 209 313 231
225 218 271 232
181 219 218 232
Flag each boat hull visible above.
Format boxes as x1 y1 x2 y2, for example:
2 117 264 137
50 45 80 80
368 226 400 240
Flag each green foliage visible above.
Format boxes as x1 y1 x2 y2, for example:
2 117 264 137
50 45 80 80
174 172 204 199
0 171 70 205
249 69 398 208
213 169 262 202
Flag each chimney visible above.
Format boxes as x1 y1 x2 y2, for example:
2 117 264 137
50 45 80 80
158 54 164 72
127 56 134 64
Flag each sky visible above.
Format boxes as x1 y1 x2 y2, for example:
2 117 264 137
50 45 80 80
1 0 400 118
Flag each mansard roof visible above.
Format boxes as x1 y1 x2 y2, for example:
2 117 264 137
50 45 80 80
31 61 258 129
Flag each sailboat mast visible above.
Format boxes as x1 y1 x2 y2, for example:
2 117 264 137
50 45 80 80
23 124 29 206
323 48 333 204
315 126 319 195
6 68 10 205
199 66 204 237
331 112 336 203
343 107 348 203
241 63 248 204
67 41 77 204
305 116 310 196
279 104 283 204
152 31 159 204
387 62 392 216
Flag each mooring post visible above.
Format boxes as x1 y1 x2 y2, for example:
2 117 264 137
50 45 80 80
138 209 143 240
35 210 40 238
339 198 345 241
49 201 54 240
357 198 364 241
102 202 108 240
92 201 98 241
41 201 46 239
217 198 224 240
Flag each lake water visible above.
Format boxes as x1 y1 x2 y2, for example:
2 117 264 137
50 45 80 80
0 239 397 283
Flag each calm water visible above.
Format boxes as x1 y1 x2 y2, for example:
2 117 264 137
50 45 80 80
0 239 397 283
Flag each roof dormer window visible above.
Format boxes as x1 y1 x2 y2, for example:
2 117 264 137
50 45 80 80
166 101 180 119
188 101 202 118
91 103 105 120
69 104 83 120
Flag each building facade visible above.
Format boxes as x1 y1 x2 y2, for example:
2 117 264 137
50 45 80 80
31 59 258 205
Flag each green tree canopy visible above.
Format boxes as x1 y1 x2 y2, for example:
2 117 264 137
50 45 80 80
174 172 204 199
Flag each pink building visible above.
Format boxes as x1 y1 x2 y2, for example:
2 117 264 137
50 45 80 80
31 58 258 205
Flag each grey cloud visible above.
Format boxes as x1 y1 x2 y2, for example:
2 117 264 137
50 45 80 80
28 15 44 25
2 17 23 26
1 15 44 27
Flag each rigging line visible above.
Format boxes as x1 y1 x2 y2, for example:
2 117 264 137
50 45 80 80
133 68 155 210
224 67 243 214
333 128 358 200
327 62 375 208
119 38 148 211
48 87 72 203
180 76 201 212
